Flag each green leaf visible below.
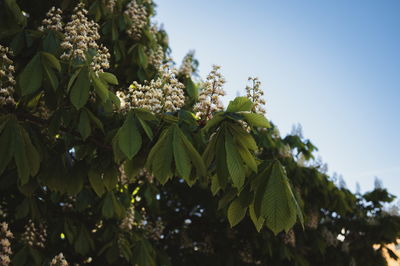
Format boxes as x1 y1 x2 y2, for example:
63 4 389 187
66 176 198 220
21 129 40 176
0 118 15 175
215 132 229 191
218 190 236 210
132 239 156 266
13 124 31 184
227 197 248 227
99 72 119 85
92 73 109 102
137 117 153 140
67 68 81 92
173 126 191 181
249 203 265 232
88 168 105 197
237 143 257 172
255 161 298 235
78 110 91 140
202 113 224 132
211 175 221 196
176 126 206 177
42 31 60 54
70 67 90 109
103 166 118 191
43 64 58 90
117 112 142 159
74 225 94 255
229 123 258 150
102 192 114 219
41 52 61 71
225 131 246 189
85 108 104 132
19 53 43 96
240 112 270 128
146 127 173 184
202 131 218 168
226 97 254 112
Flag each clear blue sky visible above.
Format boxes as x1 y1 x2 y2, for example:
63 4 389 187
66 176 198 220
156 0 400 196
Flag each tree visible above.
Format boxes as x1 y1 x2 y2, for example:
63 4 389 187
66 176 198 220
0 0 399 265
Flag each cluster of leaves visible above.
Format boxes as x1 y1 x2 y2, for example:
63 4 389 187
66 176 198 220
0 0 399 265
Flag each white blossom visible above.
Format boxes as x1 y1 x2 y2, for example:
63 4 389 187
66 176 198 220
104 0 116 12
50 253 68 266
21 220 47 249
246 77 266 114
283 229 296 247
125 0 148 40
120 205 136 231
117 64 185 113
0 222 13 266
147 45 164 69
38 7 63 32
60 3 110 74
179 50 195 78
0 45 16 108
193 65 226 120
33 95 51 120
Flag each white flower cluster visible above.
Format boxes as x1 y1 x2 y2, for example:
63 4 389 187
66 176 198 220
125 0 148 40
179 50 195 78
91 45 111 74
50 253 68 266
246 77 266 114
120 205 136 231
117 64 185 113
193 65 225 120
141 217 164 241
138 168 154 183
21 220 47 248
239 241 261 264
60 3 110 73
38 7 63 32
149 23 159 39
0 45 16 108
104 0 116 12
0 222 13 266
33 97 51 120
147 45 164 70
283 229 296 247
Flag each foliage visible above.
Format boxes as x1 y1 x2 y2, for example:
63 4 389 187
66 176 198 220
0 0 399 265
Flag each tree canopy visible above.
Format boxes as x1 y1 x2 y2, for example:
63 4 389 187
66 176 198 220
0 0 399 265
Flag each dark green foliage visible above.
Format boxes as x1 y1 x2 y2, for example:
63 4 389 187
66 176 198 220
0 0 399 265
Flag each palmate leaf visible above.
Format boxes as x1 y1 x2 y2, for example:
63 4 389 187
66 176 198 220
1 117 40 185
254 161 299 235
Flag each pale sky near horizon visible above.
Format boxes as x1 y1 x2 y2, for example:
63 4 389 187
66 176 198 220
156 0 400 196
